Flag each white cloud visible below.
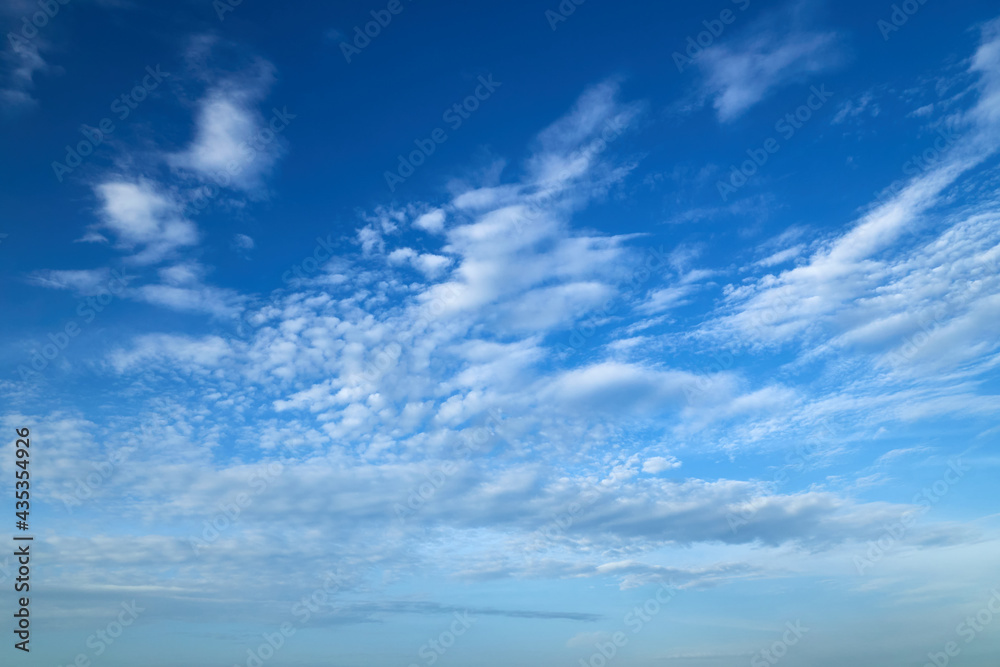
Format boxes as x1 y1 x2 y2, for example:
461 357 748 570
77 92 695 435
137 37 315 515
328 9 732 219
10 56 1000 631
33 42 295 326
697 19 842 121
167 56 281 192
88 180 198 265
635 286 694 315
543 362 734 416
232 233 254 251
108 334 235 372
133 283 243 317
414 208 446 233
755 243 806 268
413 253 452 277
832 91 880 124
0 37 49 111
26 268 118 296
704 22 1000 362
642 456 682 473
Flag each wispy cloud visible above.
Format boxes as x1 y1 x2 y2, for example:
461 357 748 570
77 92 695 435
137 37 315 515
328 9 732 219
0 37 50 111
166 55 282 192
695 9 843 121
86 179 199 264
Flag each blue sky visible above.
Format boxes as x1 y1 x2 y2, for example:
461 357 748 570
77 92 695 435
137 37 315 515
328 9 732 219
2 0 1000 665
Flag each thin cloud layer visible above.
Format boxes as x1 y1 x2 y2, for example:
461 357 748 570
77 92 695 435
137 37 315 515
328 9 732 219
695 8 843 121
